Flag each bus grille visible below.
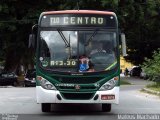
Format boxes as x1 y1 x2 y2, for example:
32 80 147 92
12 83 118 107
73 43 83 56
61 92 94 100
53 76 104 84
59 86 97 90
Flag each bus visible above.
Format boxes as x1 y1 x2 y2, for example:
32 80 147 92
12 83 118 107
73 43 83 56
29 10 127 112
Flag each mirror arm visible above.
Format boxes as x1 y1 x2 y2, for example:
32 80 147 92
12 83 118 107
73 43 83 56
32 24 38 33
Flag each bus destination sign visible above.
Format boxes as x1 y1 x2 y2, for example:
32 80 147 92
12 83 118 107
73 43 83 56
40 14 116 27
50 17 105 26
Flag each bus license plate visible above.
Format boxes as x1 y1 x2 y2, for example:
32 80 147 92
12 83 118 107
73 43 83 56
101 95 115 100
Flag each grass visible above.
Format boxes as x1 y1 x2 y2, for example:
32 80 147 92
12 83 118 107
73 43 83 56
120 80 131 85
146 83 160 92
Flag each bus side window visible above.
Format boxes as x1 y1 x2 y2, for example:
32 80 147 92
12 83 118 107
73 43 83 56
41 39 51 58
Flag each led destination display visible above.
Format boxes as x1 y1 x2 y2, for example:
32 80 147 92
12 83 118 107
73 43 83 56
40 14 116 28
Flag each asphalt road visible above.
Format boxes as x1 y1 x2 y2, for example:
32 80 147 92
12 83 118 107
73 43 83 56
0 77 160 120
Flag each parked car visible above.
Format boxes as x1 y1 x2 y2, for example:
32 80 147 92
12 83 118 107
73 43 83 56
129 66 142 77
24 69 36 87
126 67 132 75
0 72 18 86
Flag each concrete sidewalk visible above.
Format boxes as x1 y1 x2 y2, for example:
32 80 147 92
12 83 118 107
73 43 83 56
142 87 160 96
121 75 160 96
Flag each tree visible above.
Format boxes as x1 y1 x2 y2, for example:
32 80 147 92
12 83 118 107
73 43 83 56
142 48 160 83
0 0 160 72
117 0 160 65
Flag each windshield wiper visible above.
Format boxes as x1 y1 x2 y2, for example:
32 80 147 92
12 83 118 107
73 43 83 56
57 29 70 47
85 29 98 46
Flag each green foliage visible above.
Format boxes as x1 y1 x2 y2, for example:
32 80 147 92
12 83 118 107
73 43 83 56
146 82 160 92
118 0 160 65
142 48 160 82
0 0 160 71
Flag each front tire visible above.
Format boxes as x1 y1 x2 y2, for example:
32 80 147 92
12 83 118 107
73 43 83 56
102 104 111 112
41 103 51 112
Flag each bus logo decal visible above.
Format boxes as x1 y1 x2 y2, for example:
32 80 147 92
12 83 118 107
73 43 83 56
75 85 81 90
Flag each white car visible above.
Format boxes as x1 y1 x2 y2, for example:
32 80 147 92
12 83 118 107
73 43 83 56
140 69 148 80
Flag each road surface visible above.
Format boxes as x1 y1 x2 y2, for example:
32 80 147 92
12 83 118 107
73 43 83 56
0 77 160 120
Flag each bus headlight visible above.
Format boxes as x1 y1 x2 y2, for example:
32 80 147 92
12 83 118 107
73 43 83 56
37 76 57 90
99 77 118 90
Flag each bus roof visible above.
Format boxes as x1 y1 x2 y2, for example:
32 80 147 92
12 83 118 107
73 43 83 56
41 10 115 16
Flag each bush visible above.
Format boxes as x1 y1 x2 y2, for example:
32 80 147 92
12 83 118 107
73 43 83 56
142 48 160 83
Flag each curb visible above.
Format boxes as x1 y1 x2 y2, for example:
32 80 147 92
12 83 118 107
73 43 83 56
142 88 160 96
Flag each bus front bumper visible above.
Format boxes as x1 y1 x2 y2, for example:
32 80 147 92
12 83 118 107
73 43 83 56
36 86 119 104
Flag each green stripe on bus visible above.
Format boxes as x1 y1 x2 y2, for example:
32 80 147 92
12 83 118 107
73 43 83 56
105 61 117 70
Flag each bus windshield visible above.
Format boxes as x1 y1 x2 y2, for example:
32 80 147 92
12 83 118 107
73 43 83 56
39 30 117 73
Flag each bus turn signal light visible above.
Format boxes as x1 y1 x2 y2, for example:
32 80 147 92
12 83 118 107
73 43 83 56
37 76 42 81
114 77 119 80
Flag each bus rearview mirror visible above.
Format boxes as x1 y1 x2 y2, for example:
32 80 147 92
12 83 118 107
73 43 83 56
121 33 127 56
28 34 35 48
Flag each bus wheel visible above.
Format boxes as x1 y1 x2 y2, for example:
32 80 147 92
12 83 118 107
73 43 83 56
41 103 51 112
102 104 111 112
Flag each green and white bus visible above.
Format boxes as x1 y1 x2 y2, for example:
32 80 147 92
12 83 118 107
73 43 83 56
30 10 126 112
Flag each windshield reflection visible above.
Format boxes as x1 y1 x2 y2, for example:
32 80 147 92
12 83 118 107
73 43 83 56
39 30 117 73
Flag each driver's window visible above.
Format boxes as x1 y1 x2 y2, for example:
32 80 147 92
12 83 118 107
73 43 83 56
40 39 50 58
